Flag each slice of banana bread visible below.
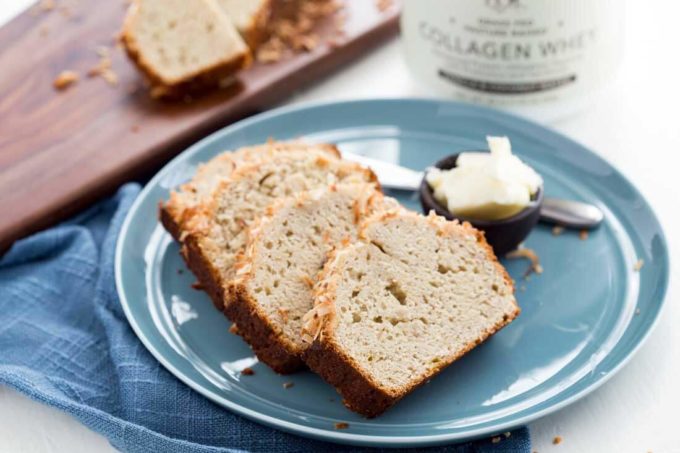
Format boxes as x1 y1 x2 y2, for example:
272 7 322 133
302 211 520 417
180 148 377 357
226 184 398 373
121 0 251 96
160 141 339 242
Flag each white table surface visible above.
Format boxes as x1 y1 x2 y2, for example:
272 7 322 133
1 1 678 452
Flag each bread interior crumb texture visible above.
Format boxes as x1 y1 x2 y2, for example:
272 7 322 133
328 215 517 390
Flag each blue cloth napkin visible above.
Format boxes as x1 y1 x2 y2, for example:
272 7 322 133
0 183 530 453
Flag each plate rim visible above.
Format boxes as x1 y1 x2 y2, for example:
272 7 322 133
114 97 670 447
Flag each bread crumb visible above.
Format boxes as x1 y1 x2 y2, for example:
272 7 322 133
283 382 294 389
229 324 239 335
551 226 564 236
256 37 285 63
334 422 349 430
634 259 644 272
191 281 203 290
506 247 543 278
553 435 563 445
256 0 340 64
292 33 318 52
579 230 589 240
241 367 255 375
375 0 393 12
503 431 511 438
53 70 79 90
87 55 119 87
491 436 501 444
87 56 111 76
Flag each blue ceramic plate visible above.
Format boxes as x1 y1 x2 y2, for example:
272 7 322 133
115 99 669 447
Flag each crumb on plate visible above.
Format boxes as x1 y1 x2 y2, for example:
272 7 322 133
241 367 255 376
506 247 543 278
579 230 589 240
634 259 644 272
553 435 563 445
551 226 564 236
283 382 294 389
334 422 349 430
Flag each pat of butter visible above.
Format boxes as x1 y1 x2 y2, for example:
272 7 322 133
426 136 542 221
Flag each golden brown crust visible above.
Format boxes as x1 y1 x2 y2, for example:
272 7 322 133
181 232 227 312
120 0 252 98
225 283 306 374
159 201 183 242
303 340 397 417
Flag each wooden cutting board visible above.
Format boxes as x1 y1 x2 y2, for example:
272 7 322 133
0 0 399 250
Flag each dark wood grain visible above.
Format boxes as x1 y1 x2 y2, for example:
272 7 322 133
0 0 399 250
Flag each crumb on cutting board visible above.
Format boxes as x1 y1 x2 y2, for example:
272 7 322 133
53 70 79 90
255 0 342 64
87 53 119 87
375 0 393 12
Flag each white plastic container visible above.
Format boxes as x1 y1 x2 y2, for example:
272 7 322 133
401 0 624 121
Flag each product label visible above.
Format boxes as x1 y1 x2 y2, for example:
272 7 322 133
402 0 622 107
